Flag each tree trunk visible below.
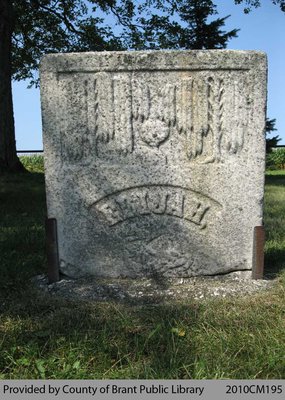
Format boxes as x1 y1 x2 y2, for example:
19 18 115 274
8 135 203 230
0 0 24 172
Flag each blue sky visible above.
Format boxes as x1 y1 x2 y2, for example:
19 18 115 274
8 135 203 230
13 0 285 150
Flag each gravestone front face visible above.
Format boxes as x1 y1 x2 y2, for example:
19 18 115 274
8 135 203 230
41 50 267 278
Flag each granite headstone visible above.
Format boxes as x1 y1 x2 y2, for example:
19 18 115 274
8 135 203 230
40 50 267 278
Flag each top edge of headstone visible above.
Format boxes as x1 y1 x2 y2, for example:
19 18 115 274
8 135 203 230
40 49 267 74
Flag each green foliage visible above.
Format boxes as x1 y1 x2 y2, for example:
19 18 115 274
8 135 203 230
267 149 285 170
19 155 44 173
234 0 285 13
11 1 239 86
127 0 239 50
12 1 131 85
266 118 277 134
0 161 285 379
266 118 281 153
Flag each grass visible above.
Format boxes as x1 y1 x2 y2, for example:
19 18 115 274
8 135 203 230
0 156 284 379
264 170 285 278
19 155 44 174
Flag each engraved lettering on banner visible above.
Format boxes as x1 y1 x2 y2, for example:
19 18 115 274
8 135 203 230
90 185 221 229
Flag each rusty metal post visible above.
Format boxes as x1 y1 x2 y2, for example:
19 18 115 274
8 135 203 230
252 225 265 279
45 218 60 283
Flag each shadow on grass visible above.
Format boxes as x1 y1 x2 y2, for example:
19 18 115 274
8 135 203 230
1 281 285 379
265 173 285 186
264 248 285 279
0 291 202 379
264 171 285 279
0 172 47 290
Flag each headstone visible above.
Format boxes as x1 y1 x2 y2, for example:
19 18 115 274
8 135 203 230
40 50 267 279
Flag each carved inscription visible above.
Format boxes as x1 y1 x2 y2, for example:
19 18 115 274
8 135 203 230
58 71 249 163
91 185 220 229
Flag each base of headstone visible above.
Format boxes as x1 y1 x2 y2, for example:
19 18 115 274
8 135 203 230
32 272 273 305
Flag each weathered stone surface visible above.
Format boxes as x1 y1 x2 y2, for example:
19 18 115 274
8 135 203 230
33 273 274 304
40 50 267 279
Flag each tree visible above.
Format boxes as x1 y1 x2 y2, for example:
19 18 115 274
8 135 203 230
234 0 285 13
0 0 132 173
0 0 238 172
125 0 238 50
175 0 239 49
0 0 23 172
266 117 281 153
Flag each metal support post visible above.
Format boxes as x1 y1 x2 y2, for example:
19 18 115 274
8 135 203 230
252 225 265 280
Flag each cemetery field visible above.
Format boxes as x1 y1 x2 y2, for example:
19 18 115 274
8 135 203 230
0 157 284 379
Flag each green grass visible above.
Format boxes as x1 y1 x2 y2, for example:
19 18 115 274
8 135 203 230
264 171 285 278
0 157 284 379
0 167 46 290
265 169 285 176
19 155 44 174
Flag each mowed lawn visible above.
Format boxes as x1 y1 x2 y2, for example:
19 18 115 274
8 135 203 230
0 157 284 379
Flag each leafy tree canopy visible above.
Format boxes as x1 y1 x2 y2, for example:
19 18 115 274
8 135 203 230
234 0 285 13
12 0 239 86
12 0 135 85
129 0 239 50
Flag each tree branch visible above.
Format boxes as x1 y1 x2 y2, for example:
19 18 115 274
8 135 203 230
34 0 84 36
109 4 144 30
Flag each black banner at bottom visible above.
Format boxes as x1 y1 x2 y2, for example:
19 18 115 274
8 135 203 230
0 380 284 400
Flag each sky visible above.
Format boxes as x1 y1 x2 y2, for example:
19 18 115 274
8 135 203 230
12 0 285 151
